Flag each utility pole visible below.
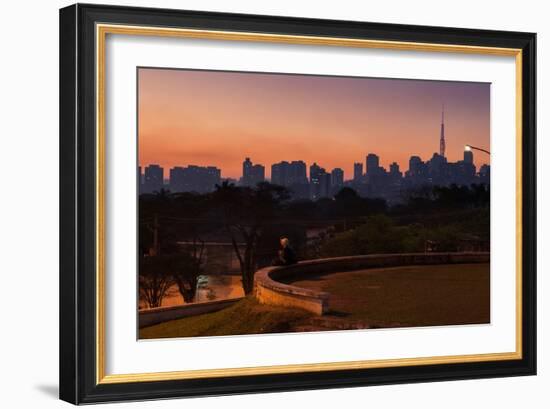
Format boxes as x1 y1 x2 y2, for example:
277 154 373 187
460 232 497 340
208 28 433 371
152 213 160 256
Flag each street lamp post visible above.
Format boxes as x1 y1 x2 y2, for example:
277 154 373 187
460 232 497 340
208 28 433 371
465 144 490 155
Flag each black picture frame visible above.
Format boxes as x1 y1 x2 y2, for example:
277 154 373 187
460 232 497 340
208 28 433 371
59 3 536 404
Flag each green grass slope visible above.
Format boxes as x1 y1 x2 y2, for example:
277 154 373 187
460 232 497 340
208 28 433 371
140 296 312 339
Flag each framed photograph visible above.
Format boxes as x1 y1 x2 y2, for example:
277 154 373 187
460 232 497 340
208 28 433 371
59 3 536 404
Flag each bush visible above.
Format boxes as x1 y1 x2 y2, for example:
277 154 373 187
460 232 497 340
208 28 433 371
319 215 423 257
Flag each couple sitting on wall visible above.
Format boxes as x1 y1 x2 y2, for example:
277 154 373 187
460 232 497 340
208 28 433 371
272 237 298 266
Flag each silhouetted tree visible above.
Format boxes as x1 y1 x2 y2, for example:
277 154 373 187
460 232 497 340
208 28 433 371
139 255 175 308
211 181 289 294
139 250 205 307
332 187 386 220
168 252 204 303
319 214 421 257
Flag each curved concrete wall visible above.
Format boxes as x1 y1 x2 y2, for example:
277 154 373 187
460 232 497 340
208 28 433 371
254 252 489 315
254 267 330 315
139 297 243 328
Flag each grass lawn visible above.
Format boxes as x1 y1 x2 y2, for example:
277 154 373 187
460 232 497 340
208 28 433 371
289 263 490 328
140 263 489 339
140 296 312 339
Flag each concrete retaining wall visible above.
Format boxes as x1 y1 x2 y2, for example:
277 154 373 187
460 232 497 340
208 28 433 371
139 297 243 328
254 271 330 315
254 252 489 315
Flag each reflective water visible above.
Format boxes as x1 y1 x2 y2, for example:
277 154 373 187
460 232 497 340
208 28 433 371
139 274 244 309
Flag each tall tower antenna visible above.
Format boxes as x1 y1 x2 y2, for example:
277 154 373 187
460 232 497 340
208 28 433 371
439 104 446 157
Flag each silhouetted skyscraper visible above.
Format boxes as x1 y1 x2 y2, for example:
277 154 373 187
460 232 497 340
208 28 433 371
319 172 331 198
389 162 401 178
271 160 308 199
459 149 476 184
271 161 289 186
428 152 447 182
170 165 221 193
250 164 265 186
310 162 330 200
288 161 308 185
243 157 252 180
331 168 344 189
242 157 265 187
408 156 424 177
309 162 321 184
353 162 363 181
142 164 164 194
272 160 307 187
366 153 380 175
479 164 490 184
169 166 186 192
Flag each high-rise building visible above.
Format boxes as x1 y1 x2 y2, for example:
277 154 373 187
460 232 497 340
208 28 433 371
271 161 289 186
353 162 363 181
169 166 186 192
389 162 402 178
142 164 164 194
250 164 265 186
319 172 331 198
405 156 428 186
205 166 222 191
427 153 447 182
242 157 252 181
408 156 423 176
271 160 307 187
309 162 330 200
170 165 221 193
288 161 308 185
271 160 308 198
479 164 490 184
366 153 380 175
309 162 322 185
242 157 265 187
459 149 476 184
331 168 344 189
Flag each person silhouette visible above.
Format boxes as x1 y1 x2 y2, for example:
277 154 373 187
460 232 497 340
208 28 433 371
272 237 297 266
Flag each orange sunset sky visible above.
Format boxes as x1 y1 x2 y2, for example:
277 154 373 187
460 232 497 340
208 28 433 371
138 68 490 180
